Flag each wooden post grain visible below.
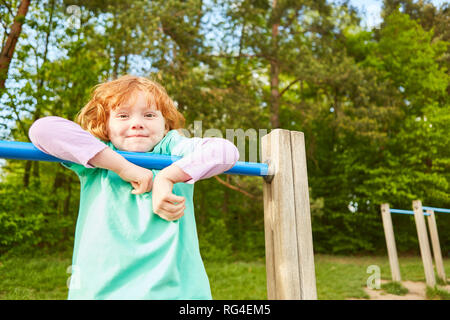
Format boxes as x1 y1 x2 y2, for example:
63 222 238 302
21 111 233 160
380 203 401 282
412 200 436 287
291 131 317 299
426 210 446 284
261 129 317 300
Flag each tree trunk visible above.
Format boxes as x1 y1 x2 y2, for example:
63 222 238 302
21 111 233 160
64 176 72 216
0 0 31 89
270 58 280 129
222 175 229 214
22 159 32 187
112 51 120 79
23 0 56 188
270 0 280 129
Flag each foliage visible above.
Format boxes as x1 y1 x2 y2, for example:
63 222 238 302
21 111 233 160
381 281 409 295
307 9 449 254
0 178 76 254
426 286 450 300
0 0 449 257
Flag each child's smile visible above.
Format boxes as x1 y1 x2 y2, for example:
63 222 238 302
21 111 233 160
107 90 168 152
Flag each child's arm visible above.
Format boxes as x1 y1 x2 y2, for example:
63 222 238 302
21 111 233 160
29 116 153 194
152 138 239 221
89 147 154 194
171 137 239 183
29 116 108 168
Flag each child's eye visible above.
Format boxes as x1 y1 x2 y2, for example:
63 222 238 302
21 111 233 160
145 113 155 118
118 114 128 119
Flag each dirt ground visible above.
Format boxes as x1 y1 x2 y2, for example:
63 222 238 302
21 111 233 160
363 279 450 300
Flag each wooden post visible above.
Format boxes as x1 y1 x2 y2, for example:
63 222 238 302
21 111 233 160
261 129 317 300
412 200 436 287
380 203 401 282
426 210 447 284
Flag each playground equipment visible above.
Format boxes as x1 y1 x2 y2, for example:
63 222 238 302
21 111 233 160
381 201 448 287
0 128 317 300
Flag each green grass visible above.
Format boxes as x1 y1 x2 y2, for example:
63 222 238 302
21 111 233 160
206 260 267 299
0 252 449 300
427 286 450 300
0 252 72 299
380 282 408 295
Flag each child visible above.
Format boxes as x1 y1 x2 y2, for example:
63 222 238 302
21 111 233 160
28 75 239 300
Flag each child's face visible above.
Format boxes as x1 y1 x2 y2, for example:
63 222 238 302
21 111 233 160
107 90 168 152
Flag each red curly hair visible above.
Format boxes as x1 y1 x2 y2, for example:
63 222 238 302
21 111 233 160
76 75 185 141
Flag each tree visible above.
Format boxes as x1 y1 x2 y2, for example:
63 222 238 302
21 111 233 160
382 0 450 94
0 0 31 91
330 10 449 252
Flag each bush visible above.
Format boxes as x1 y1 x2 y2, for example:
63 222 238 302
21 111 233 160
0 182 76 254
198 217 234 262
0 211 45 249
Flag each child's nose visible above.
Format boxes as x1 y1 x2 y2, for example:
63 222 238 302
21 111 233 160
130 118 144 129
131 123 144 129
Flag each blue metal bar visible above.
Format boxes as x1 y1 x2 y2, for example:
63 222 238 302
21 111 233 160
390 208 430 216
422 206 450 214
0 140 269 177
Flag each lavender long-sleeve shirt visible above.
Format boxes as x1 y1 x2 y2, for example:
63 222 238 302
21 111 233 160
29 116 239 184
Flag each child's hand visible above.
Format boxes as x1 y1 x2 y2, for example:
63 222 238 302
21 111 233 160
89 147 153 194
152 174 186 221
117 163 154 195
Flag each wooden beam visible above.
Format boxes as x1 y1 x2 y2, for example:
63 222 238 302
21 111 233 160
380 203 401 282
261 129 317 299
426 210 446 284
412 200 436 287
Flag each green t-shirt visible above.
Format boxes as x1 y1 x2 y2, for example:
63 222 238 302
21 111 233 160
63 130 212 299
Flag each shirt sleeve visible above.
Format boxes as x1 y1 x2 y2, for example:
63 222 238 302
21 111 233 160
170 136 240 184
28 116 108 168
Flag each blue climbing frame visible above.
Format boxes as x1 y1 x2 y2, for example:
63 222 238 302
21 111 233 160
390 206 450 216
0 140 270 177
422 206 450 214
389 208 430 216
